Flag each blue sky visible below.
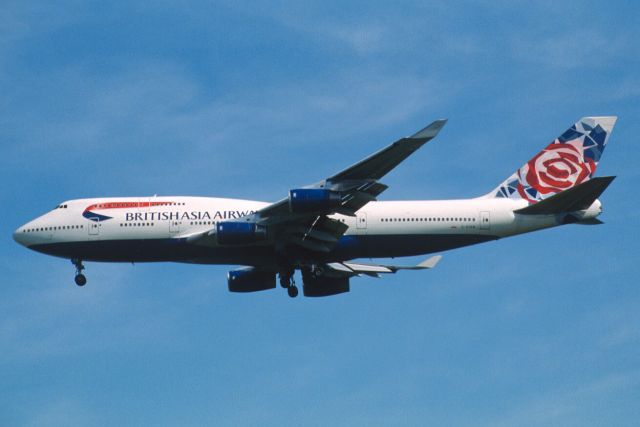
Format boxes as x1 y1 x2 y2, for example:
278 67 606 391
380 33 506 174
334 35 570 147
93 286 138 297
1 1 639 425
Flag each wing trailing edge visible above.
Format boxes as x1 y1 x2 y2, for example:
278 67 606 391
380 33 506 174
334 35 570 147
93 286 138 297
326 255 443 277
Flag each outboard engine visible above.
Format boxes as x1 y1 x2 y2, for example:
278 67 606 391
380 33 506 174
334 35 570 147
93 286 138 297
289 189 342 213
216 222 267 245
227 267 276 293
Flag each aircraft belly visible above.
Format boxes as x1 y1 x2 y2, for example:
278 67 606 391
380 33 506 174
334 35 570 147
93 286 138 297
330 233 498 259
30 233 498 265
29 238 277 266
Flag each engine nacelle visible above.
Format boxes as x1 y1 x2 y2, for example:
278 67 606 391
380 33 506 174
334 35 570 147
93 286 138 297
289 188 342 213
216 221 266 245
228 267 276 293
301 268 350 297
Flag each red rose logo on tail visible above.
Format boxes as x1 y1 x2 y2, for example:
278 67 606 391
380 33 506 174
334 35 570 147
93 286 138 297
516 139 596 203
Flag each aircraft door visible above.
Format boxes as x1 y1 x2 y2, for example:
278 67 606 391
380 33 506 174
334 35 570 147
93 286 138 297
479 211 491 230
88 219 100 236
169 220 181 234
356 212 367 234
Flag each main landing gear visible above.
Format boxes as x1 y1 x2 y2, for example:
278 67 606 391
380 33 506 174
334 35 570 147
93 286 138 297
72 259 87 287
279 269 299 298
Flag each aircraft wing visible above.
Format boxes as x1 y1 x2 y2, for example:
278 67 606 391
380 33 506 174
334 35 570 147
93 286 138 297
229 119 447 252
257 119 447 220
183 120 447 252
324 255 443 278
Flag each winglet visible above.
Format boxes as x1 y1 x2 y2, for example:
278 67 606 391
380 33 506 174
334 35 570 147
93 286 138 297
391 255 443 270
410 119 448 140
416 255 442 269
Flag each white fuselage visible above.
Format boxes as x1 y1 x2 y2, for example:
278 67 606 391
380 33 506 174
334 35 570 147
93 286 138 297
13 196 602 267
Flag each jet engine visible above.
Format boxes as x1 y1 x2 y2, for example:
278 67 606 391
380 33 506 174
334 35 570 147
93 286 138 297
301 268 350 297
216 221 267 245
288 188 342 213
227 267 276 293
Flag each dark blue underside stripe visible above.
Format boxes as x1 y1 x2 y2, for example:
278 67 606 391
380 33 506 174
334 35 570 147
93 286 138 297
29 234 498 265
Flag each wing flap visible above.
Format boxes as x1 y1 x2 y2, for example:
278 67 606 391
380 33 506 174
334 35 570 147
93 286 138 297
341 263 393 273
325 255 443 277
281 217 349 252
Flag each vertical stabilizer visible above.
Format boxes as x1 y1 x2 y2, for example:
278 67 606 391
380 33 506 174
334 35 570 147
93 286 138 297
488 116 617 203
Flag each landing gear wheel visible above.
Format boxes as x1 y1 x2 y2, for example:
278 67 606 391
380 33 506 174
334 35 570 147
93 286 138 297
74 274 87 287
287 285 299 298
279 277 290 288
279 269 295 288
71 259 86 286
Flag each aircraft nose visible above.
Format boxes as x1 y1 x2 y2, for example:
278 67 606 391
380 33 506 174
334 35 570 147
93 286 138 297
13 226 26 246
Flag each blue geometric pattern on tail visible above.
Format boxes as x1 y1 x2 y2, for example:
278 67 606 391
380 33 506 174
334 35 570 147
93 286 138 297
490 116 617 203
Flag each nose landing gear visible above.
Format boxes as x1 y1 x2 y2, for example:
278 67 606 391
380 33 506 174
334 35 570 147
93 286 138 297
71 259 87 286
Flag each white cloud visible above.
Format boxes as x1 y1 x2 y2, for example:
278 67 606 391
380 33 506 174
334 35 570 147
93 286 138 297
1 52 451 200
490 370 640 427
0 259 215 365
25 397 100 427
509 27 633 70
595 300 640 349
610 79 640 101
319 24 389 55
0 2 77 73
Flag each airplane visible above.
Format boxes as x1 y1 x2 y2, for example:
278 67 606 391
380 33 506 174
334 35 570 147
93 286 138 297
13 116 617 298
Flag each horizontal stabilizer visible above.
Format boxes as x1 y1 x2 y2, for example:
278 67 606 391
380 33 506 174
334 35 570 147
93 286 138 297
515 176 615 215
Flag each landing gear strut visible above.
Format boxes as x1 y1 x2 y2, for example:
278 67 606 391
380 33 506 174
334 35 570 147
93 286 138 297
72 259 86 286
279 269 298 298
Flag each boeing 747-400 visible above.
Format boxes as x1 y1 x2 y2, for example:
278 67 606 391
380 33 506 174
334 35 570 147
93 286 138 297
13 116 617 297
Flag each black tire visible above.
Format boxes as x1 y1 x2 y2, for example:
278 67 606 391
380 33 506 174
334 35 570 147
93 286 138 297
75 274 87 287
287 285 299 298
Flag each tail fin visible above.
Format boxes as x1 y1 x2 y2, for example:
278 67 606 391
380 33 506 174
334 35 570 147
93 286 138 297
489 116 617 203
